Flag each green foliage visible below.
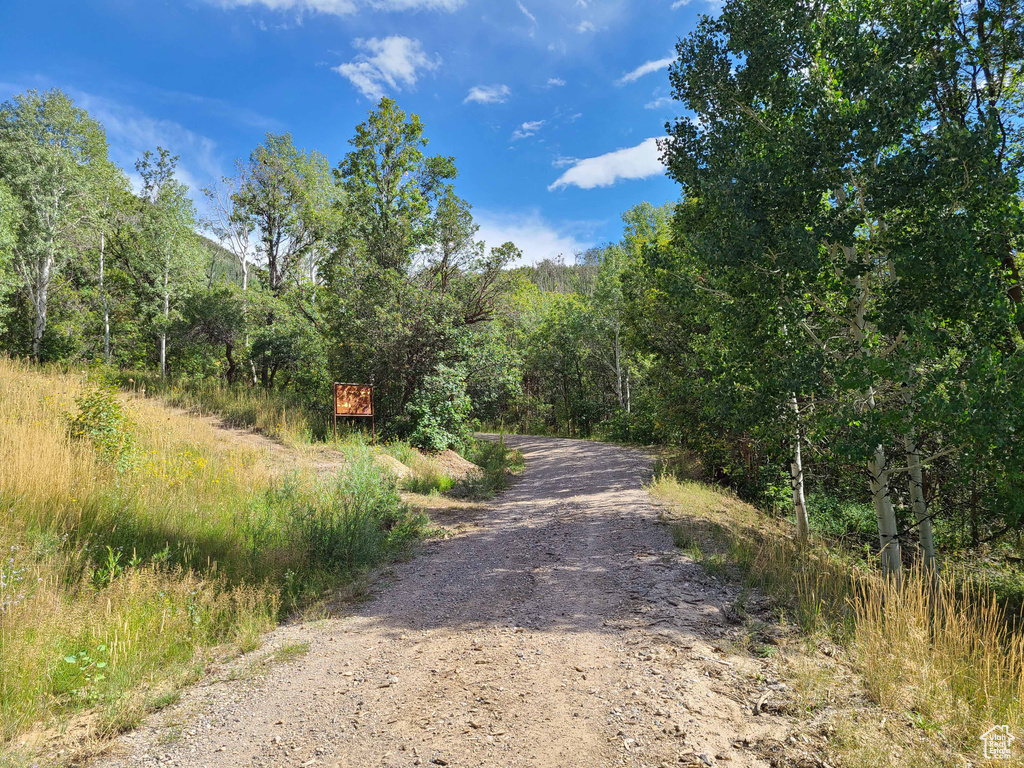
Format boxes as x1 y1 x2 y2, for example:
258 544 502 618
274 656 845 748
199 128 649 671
0 180 19 335
337 97 455 272
638 0 1024 570
381 440 415 466
401 469 455 495
406 364 472 451
457 436 524 499
68 387 137 471
0 88 116 358
806 494 877 542
277 447 425 574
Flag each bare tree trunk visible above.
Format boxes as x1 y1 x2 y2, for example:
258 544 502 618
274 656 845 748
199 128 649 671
613 324 624 409
868 433 901 576
904 429 937 571
789 394 810 543
901 384 937 571
100 223 110 363
241 261 257 384
160 259 169 379
31 248 53 360
625 368 631 414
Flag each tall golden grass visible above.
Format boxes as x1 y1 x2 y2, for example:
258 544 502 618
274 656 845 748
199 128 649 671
114 371 325 446
651 473 1024 762
0 359 278 755
0 358 424 763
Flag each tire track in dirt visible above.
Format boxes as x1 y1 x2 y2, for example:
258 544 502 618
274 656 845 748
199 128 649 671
95 436 792 768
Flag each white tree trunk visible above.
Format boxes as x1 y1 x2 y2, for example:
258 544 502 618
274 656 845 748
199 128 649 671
789 394 810 543
869 437 902 576
160 260 169 379
902 385 937 572
31 248 53 359
614 324 624 409
904 430 936 571
100 225 110 363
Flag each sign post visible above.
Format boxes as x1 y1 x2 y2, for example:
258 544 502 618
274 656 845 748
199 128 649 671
333 383 375 441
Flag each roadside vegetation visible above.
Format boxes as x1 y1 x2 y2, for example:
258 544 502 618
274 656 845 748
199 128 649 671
653 462 1023 767
0 358 432 762
111 371 328 446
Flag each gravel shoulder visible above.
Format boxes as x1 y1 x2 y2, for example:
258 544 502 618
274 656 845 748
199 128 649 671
93 435 792 768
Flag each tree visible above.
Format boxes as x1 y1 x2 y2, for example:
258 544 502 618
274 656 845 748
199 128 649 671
661 0 1024 573
0 180 19 334
0 89 110 358
203 177 255 292
232 133 333 295
136 148 202 378
337 98 456 272
662 0 942 572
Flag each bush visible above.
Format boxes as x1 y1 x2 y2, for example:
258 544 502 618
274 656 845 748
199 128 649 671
406 364 472 452
455 436 524 498
68 387 137 472
402 469 455 495
806 492 877 541
282 447 425 572
600 409 667 445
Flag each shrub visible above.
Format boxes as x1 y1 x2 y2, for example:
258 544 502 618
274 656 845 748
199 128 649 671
402 468 455 495
284 447 425 572
601 409 667 445
806 492 877 542
68 387 137 472
455 436 524 498
406 364 472 452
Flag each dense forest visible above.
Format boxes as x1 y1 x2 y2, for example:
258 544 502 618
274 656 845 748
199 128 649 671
1 0 1022 586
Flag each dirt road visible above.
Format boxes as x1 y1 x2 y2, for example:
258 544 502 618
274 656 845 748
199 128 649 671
96 436 791 768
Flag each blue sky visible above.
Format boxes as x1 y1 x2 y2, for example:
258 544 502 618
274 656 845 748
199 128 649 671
0 0 714 263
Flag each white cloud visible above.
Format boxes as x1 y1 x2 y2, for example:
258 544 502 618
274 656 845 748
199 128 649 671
371 0 464 8
671 0 724 9
511 120 545 140
333 36 439 101
202 0 356 12
200 0 465 14
475 210 591 265
73 92 223 201
576 19 596 32
548 137 663 190
517 1 536 23
616 56 675 85
463 84 510 104
644 96 673 110
547 77 566 87
0 82 224 212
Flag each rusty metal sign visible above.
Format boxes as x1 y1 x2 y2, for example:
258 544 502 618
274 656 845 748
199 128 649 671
334 383 373 417
333 383 374 440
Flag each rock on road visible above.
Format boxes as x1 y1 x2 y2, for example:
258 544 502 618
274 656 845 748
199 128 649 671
96 436 789 768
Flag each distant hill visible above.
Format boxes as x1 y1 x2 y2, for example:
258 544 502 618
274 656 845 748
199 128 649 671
198 234 245 286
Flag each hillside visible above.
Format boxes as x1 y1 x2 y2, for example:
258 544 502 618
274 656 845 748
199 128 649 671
0 359 495 764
